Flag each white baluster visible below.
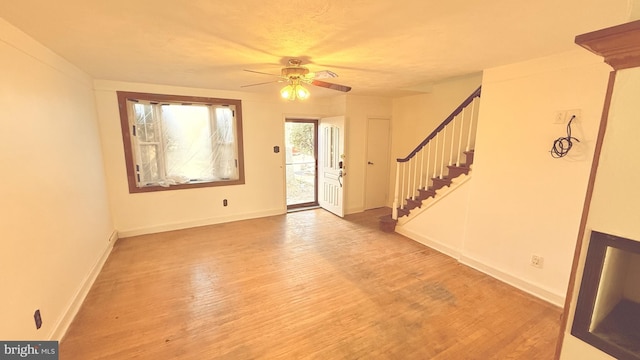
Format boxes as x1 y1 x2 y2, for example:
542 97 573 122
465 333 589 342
419 147 424 191
400 162 406 209
425 142 431 189
466 97 477 152
456 107 466 167
392 162 400 220
440 127 446 179
434 134 439 180
449 118 455 166
411 153 421 200
407 158 412 201
407 157 412 201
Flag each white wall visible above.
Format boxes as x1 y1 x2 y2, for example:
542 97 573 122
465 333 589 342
391 74 483 159
0 18 114 340
462 50 611 305
398 178 473 259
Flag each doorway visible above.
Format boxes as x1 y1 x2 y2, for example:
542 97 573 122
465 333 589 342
365 118 391 209
285 119 318 209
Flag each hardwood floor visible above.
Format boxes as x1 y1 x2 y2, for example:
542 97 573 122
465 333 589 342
61 208 561 359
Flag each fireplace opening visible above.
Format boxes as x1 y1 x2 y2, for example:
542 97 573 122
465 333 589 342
572 231 640 360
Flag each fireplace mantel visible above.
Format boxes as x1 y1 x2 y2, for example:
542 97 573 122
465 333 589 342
575 20 640 70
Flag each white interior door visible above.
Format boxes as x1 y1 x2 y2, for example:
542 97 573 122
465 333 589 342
318 116 345 217
365 118 391 209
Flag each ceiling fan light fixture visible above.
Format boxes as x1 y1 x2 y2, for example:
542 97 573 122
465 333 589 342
245 59 349 99
295 84 310 100
280 84 295 100
280 81 310 101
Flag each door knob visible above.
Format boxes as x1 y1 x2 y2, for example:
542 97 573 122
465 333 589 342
367 161 374 165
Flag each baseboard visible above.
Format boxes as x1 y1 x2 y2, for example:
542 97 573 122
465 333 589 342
396 227 564 307
346 206 365 215
49 230 118 341
459 254 565 307
395 227 462 260
117 208 285 238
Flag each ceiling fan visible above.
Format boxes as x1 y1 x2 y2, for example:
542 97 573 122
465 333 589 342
242 59 352 100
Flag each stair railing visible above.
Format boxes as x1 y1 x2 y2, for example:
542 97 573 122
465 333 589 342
392 86 481 220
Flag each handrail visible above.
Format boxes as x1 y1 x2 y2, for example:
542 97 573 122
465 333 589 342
396 86 481 163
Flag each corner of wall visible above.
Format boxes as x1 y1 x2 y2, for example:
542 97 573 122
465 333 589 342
50 230 118 341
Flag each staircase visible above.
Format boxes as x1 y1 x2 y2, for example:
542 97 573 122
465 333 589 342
380 87 481 232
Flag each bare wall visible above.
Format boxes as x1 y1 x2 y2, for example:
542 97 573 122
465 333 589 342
0 18 114 340
463 50 611 304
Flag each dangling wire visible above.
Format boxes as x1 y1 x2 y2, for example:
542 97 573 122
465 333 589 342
550 115 579 158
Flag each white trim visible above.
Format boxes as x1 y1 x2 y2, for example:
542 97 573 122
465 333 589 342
346 206 365 215
459 254 565 307
117 208 284 238
395 227 462 260
50 230 118 341
396 224 563 306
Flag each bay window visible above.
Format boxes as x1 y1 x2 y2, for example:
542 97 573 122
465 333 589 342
117 91 244 193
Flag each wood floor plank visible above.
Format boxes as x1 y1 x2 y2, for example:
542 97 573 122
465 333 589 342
60 208 561 359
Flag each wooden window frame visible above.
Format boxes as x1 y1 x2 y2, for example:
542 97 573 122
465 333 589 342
117 91 245 193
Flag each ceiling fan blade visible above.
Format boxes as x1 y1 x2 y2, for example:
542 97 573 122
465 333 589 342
243 69 281 77
307 70 338 79
240 80 284 88
310 80 352 92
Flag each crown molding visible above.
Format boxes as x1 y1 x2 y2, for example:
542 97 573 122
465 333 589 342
576 20 640 70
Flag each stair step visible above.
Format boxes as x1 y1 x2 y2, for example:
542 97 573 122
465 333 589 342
418 188 436 200
431 177 452 190
405 198 422 210
447 165 470 178
379 152 474 231
465 150 475 166
397 207 410 218
379 214 397 232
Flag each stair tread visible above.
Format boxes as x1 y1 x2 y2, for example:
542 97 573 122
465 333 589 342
379 214 396 222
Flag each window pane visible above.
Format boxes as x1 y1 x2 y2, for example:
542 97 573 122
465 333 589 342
133 103 156 142
215 107 234 143
139 144 160 184
213 107 238 180
161 105 214 181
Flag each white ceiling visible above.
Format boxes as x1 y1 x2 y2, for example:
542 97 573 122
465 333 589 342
0 0 632 97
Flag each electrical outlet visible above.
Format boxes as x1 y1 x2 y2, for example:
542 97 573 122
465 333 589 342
554 111 566 124
554 109 582 124
566 109 581 123
531 255 544 269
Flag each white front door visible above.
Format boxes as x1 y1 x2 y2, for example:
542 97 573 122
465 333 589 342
318 116 345 217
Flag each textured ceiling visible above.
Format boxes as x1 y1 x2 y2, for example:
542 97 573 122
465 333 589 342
0 0 632 97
